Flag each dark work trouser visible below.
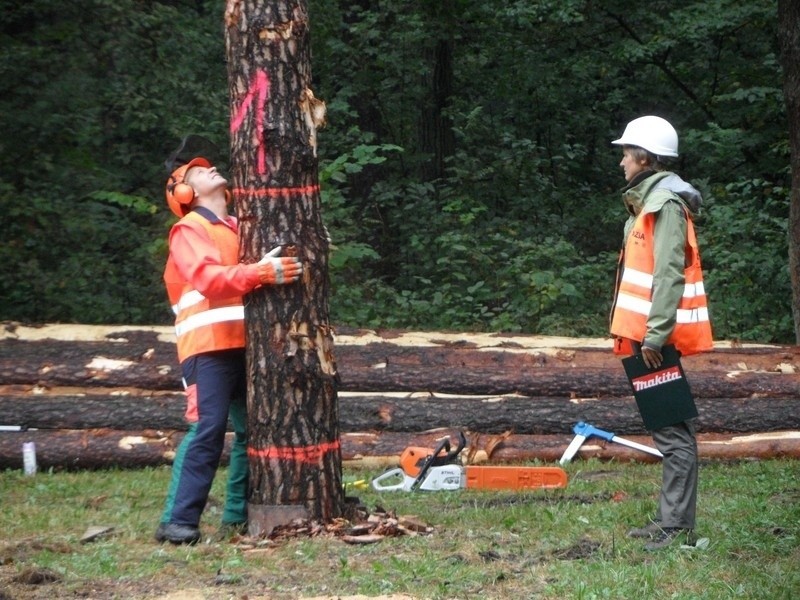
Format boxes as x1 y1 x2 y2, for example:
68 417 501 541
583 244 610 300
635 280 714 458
160 349 248 527
651 419 698 529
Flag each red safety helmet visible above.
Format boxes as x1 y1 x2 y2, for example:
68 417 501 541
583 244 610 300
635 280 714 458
165 157 211 218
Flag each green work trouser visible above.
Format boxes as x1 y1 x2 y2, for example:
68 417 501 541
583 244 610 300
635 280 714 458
160 399 248 525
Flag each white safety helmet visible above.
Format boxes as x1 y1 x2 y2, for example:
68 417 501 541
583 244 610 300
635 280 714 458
611 115 679 158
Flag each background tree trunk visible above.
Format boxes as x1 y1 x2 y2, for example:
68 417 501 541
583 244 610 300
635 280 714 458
418 0 455 183
224 0 343 534
779 0 800 343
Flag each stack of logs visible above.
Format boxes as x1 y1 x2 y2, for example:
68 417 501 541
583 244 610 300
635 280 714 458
1 323 798 470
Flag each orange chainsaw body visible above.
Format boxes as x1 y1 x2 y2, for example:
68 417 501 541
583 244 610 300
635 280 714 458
397 445 568 490
398 446 436 477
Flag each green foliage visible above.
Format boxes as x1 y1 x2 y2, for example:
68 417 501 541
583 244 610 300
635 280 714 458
0 186 168 324
700 177 793 341
311 0 791 342
87 191 160 215
0 0 225 325
0 0 793 342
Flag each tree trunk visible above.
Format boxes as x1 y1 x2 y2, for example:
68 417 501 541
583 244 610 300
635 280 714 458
418 1 455 182
225 0 343 534
779 0 800 343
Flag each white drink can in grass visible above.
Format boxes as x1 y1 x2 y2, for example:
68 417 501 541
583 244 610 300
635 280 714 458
22 441 37 476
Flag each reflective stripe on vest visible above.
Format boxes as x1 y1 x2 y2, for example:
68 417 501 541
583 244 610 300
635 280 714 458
610 206 712 356
174 305 246 338
165 211 246 361
172 290 205 315
615 268 709 324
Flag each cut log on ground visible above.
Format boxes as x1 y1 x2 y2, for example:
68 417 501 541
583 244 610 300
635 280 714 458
338 430 800 465
0 386 187 431
4 386 800 436
1 325 797 397
0 428 184 470
1 324 798 467
3 322 794 368
338 364 799 398
2 428 800 470
336 392 800 434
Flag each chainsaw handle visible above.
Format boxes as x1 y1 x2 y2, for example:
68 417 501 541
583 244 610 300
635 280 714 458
445 431 467 461
411 438 448 490
410 431 468 490
371 468 412 492
411 435 453 490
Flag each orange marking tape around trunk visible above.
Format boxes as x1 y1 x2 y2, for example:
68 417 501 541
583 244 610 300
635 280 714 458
247 439 341 464
232 184 320 197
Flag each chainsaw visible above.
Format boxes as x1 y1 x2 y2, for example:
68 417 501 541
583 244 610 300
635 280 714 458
371 432 568 492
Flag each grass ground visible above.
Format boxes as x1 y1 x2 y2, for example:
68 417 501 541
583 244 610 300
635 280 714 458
0 458 798 599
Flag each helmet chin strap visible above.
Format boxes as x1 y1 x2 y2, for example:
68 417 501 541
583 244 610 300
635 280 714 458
194 188 230 219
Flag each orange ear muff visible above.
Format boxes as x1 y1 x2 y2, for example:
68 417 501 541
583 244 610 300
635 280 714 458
166 157 210 217
171 182 196 206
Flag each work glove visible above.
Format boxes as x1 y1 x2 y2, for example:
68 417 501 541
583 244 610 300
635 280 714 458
257 246 303 285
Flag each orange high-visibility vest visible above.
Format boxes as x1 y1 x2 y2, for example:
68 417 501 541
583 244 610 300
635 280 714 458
164 211 245 362
610 207 712 356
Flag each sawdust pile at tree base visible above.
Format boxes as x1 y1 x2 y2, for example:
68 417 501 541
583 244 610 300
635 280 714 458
154 594 417 600
301 596 417 600
300 595 416 600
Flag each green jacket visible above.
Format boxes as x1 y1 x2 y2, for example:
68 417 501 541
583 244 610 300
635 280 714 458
618 171 703 351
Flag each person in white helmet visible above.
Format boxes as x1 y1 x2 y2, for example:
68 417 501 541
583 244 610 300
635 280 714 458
609 116 713 551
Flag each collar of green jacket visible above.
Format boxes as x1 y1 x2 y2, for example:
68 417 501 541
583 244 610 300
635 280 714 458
622 171 703 218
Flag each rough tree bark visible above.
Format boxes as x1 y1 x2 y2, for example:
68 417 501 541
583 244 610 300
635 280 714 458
224 0 343 535
418 1 455 182
779 0 800 343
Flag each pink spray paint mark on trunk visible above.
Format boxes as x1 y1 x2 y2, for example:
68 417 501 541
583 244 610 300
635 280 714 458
230 70 269 175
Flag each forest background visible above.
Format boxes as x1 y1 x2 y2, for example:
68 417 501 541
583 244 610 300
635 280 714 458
0 0 794 344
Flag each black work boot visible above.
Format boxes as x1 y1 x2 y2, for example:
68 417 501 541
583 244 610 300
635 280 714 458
643 527 693 551
627 520 662 539
155 523 201 545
